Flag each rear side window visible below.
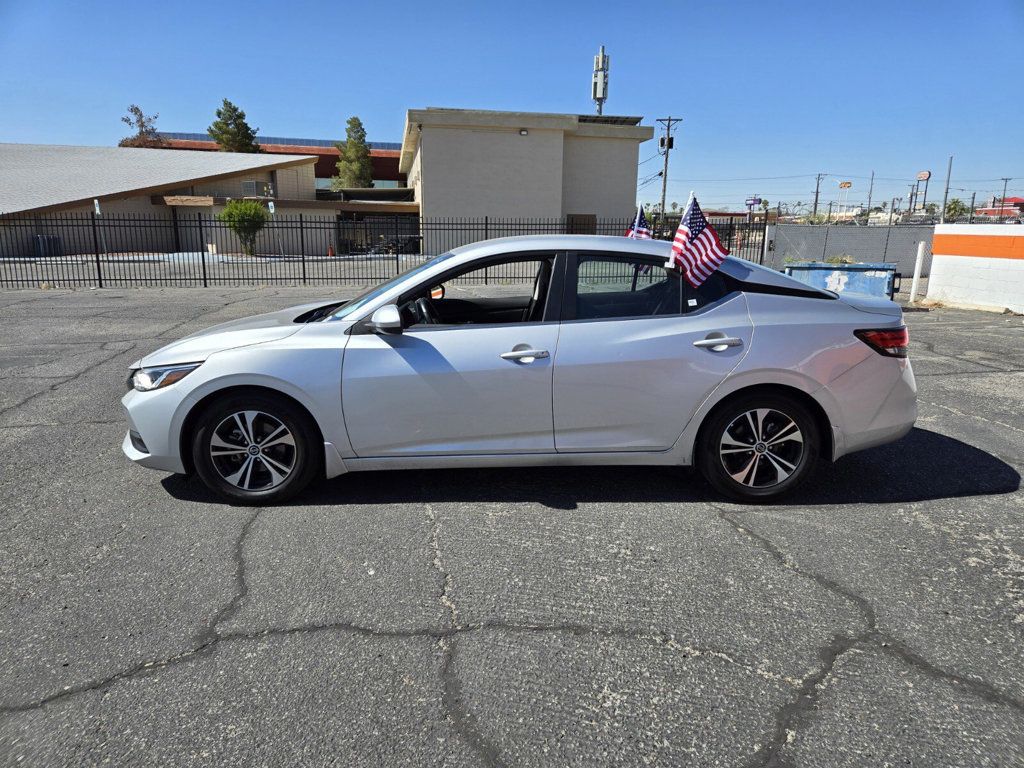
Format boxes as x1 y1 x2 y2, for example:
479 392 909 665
575 255 681 319
684 270 731 311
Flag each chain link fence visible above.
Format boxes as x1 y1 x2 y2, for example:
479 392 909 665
765 224 934 276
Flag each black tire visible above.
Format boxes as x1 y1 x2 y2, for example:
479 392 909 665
697 393 819 503
191 392 322 504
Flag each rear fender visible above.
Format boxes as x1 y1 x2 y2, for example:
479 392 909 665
669 369 845 465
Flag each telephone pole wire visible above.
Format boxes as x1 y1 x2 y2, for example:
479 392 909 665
656 117 682 236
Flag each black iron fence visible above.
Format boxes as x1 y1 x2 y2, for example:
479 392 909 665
0 212 768 288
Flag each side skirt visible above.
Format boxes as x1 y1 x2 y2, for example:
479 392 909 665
342 450 686 473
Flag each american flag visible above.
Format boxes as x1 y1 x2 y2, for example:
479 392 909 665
625 205 652 239
668 196 729 286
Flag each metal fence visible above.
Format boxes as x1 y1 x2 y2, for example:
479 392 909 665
0 213 769 289
765 224 934 276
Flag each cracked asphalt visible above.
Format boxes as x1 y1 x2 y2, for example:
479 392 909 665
0 287 1021 767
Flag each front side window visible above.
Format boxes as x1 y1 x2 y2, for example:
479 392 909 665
400 255 555 327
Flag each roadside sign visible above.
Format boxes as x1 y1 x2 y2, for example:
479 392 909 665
745 197 762 206
839 181 852 189
93 199 101 215
916 170 931 181
268 201 276 215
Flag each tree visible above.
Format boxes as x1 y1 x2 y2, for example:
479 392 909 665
118 105 166 148
924 202 938 215
217 199 269 255
944 198 969 221
670 201 679 212
331 116 373 189
760 199 770 211
207 99 260 153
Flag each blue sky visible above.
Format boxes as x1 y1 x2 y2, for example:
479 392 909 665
1 0 1020 210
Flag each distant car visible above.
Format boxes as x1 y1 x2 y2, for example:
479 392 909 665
122 235 916 503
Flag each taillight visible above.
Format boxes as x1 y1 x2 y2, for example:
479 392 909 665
855 326 909 358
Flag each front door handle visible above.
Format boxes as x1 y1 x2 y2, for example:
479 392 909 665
693 336 743 351
500 348 549 363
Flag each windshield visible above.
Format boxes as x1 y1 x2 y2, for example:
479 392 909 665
327 252 458 321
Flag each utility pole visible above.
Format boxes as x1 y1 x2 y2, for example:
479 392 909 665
999 177 1011 218
969 191 976 223
888 197 898 226
812 173 826 217
908 184 917 214
656 117 682 237
940 155 953 223
921 175 930 212
826 200 834 224
866 170 874 215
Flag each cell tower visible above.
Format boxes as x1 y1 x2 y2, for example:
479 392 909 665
592 45 609 115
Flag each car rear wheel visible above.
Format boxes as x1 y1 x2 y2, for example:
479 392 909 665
191 393 321 504
697 393 819 502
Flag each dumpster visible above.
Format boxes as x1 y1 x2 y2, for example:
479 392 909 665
783 262 900 299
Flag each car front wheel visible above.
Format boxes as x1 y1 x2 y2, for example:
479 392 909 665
191 393 321 504
697 393 819 502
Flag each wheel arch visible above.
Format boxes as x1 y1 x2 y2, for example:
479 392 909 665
693 383 835 463
178 384 325 475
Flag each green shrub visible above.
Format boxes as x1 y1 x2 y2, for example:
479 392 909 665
217 199 268 256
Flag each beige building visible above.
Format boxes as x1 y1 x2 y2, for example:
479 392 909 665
400 108 653 222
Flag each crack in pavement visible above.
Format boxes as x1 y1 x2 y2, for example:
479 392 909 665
0 342 136 420
424 501 505 767
717 507 1024 768
0 509 261 716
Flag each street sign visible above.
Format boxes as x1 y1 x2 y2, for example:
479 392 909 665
839 181 852 189
745 197 762 207
916 170 931 181
267 201 276 215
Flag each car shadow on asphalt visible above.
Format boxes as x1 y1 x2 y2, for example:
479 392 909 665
162 428 1019 510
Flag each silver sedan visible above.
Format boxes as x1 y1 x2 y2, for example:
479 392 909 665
121 235 917 503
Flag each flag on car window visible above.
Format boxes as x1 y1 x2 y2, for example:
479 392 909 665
668 195 729 287
625 205 652 239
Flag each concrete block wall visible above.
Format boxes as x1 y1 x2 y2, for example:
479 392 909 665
927 224 1024 312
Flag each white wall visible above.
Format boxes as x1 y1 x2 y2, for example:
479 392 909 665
926 224 1024 313
561 135 639 219
418 125 564 219
927 254 1024 313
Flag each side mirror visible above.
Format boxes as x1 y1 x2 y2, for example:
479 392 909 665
369 304 403 334
430 284 446 300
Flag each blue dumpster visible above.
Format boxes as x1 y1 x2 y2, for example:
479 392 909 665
783 262 900 299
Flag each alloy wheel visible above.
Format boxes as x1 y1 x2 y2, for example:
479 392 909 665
719 408 805 488
209 410 296 491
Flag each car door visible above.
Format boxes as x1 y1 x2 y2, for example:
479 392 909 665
341 254 561 457
552 251 752 452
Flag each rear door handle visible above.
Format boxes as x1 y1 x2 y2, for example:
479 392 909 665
693 337 743 351
500 348 549 362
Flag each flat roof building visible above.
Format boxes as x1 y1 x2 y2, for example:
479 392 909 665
400 108 654 223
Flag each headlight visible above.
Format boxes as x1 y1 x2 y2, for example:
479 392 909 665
130 363 202 392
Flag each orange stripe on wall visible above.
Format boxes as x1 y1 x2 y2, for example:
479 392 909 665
932 233 1024 260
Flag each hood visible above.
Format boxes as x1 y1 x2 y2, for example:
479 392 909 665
135 300 336 367
835 293 904 318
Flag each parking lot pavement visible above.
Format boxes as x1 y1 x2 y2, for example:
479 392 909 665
0 287 1020 766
